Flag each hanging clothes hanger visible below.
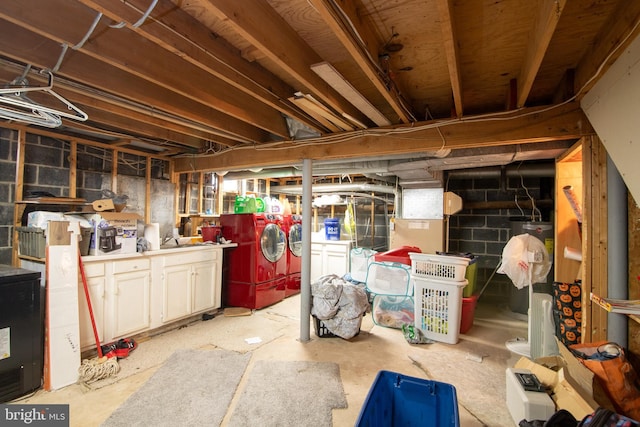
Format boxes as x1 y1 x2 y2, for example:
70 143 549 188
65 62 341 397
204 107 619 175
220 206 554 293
0 68 88 127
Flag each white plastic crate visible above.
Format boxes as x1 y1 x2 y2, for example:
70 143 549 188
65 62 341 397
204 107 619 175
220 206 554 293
409 253 470 282
365 261 412 296
413 277 467 344
350 247 377 283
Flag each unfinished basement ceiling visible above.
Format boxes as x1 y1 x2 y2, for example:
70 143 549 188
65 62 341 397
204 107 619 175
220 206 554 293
0 1 638 184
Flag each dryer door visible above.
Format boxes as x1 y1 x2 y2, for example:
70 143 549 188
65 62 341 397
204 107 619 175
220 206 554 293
261 223 286 262
288 223 302 257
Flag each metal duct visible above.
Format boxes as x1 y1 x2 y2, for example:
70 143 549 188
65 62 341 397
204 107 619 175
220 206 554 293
607 154 628 346
446 163 555 179
276 182 397 195
223 167 300 180
222 161 393 180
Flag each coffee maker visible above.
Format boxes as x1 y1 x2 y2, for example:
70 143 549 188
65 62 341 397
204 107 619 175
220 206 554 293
98 226 121 252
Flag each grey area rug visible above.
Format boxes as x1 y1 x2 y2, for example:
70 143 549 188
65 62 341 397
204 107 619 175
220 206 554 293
228 360 348 427
101 348 250 427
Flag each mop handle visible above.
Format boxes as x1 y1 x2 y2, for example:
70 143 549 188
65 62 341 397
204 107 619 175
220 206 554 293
78 253 103 358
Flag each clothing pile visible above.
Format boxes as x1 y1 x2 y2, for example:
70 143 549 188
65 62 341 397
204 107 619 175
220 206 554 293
311 274 369 339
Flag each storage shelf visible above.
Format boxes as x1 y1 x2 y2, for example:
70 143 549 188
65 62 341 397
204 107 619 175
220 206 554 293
18 254 45 262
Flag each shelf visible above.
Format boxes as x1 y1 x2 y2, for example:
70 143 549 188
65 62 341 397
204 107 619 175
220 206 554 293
16 197 89 206
18 254 45 263
591 292 640 315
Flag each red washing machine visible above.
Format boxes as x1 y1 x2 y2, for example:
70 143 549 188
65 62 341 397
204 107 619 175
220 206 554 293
283 214 303 297
220 213 287 309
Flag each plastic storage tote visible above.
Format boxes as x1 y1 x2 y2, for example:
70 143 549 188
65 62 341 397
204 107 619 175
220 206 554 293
365 261 412 296
463 259 477 297
414 277 467 344
373 245 421 266
350 247 377 283
356 370 459 427
435 252 478 297
460 294 478 334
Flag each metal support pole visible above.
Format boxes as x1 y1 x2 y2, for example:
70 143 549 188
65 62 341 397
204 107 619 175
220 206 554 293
299 159 313 342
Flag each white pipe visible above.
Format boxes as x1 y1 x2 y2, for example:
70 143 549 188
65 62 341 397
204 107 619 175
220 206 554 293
278 182 396 195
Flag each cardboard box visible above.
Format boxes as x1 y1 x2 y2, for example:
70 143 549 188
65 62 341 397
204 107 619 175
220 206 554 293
85 212 142 256
514 343 599 420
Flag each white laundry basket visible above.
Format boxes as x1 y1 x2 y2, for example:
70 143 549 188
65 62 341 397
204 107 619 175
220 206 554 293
413 277 467 344
409 253 470 282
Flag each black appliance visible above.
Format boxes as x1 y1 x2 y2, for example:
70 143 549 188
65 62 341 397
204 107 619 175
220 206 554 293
98 226 121 252
0 265 44 402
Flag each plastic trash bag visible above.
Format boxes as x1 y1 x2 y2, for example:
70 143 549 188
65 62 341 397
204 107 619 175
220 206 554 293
497 233 552 289
402 324 434 344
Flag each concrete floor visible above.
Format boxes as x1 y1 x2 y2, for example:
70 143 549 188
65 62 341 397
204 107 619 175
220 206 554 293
14 293 528 426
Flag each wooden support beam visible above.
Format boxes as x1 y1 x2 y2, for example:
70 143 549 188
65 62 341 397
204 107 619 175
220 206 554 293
517 0 566 107
175 102 592 173
436 0 463 118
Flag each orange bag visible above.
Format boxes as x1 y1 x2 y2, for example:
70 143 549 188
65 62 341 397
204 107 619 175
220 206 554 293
570 341 640 421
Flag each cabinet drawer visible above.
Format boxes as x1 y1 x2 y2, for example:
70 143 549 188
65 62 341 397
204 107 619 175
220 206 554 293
113 258 150 274
82 262 105 278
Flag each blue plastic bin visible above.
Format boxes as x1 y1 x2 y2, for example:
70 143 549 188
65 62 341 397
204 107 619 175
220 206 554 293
356 370 459 427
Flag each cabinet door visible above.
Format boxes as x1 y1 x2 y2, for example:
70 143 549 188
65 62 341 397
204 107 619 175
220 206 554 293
110 269 150 339
162 264 192 323
324 244 350 277
78 275 106 350
310 243 323 282
192 260 217 313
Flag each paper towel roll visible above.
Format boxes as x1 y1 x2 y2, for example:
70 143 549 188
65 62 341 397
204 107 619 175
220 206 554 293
144 223 160 251
563 246 582 261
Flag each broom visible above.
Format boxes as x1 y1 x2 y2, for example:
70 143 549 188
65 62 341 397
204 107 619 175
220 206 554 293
77 253 120 384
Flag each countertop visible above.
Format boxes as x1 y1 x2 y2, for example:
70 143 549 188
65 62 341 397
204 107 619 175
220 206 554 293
82 242 237 261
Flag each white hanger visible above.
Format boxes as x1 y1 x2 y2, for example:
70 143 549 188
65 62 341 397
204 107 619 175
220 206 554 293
0 69 88 127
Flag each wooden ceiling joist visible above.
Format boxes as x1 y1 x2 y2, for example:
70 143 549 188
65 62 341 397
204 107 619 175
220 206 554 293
0 0 290 139
516 0 567 108
201 0 372 128
77 0 324 134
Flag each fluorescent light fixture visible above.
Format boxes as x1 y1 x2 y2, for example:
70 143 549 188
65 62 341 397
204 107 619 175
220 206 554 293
129 140 167 152
311 61 391 127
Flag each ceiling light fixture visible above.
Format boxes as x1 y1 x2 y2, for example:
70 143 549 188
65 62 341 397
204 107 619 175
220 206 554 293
311 62 391 127
129 140 167 152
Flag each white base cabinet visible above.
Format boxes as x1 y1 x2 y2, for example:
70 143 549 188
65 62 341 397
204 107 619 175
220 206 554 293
110 258 151 339
310 240 351 282
78 245 225 351
152 248 220 326
77 262 107 351
78 257 150 349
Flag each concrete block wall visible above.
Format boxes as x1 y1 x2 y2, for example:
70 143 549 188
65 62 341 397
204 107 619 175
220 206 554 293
0 129 16 264
446 168 554 299
0 127 170 265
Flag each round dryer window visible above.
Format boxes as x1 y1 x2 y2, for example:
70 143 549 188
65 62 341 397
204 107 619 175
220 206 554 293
288 223 302 257
260 223 286 262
